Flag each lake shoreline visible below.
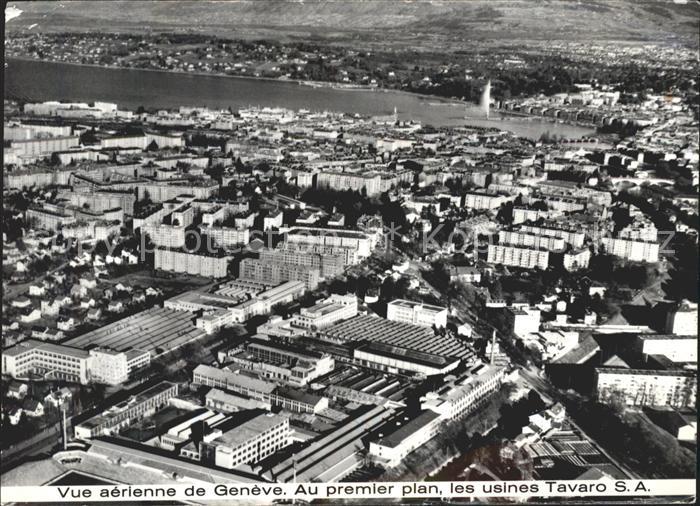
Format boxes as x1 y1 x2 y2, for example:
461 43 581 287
6 57 598 131
4 57 596 139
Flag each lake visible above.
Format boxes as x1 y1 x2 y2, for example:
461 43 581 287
4 58 595 140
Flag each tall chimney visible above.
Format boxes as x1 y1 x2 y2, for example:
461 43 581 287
62 404 68 450
490 329 497 364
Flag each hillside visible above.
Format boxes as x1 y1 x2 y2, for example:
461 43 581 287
5 0 700 47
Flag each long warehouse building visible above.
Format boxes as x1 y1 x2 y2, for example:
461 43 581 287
64 307 204 356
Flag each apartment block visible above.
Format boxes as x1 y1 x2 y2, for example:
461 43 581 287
239 258 320 290
519 224 586 249
26 207 76 231
285 227 375 259
594 368 696 409
4 123 73 140
463 191 508 210
142 223 188 248
58 189 136 215
135 180 218 202
539 196 586 213
487 244 550 269
154 247 229 278
100 135 148 150
276 242 358 267
499 230 566 252
263 210 284 231
619 221 658 242
665 300 698 336
146 132 186 149
9 135 80 157
563 247 591 271
258 247 348 279
635 335 697 363
512 207 551 225
317 170 382 196
199 225 250 248
505 306 542 337
601 237 659 263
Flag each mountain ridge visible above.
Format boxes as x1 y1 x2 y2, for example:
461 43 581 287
5 0 699 47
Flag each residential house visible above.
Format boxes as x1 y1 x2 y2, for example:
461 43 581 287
70 284 87 299
87 308 102 321
80 277 98 290
80 298 96 309
115 283 132 293
7 381 28 399
7 407 23 425
95 267 109 278
57 316 76 331
122 251 139 264
22 399 44 418
41 299 61 317
31 326 64 341
107 301 124 313
457 322 473 338
44 387 73 409
644 407 697 442
105 254 121 264
20 308 42 323
52 273 67 284
448 265 482 284
12 297 32 309
146 287 161 298
28 284 46 297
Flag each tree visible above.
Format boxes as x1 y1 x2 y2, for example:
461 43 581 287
79 127 99 145
496 202 514 224
206 163 225 182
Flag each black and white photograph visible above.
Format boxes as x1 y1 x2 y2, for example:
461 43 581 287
1 1 698 504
